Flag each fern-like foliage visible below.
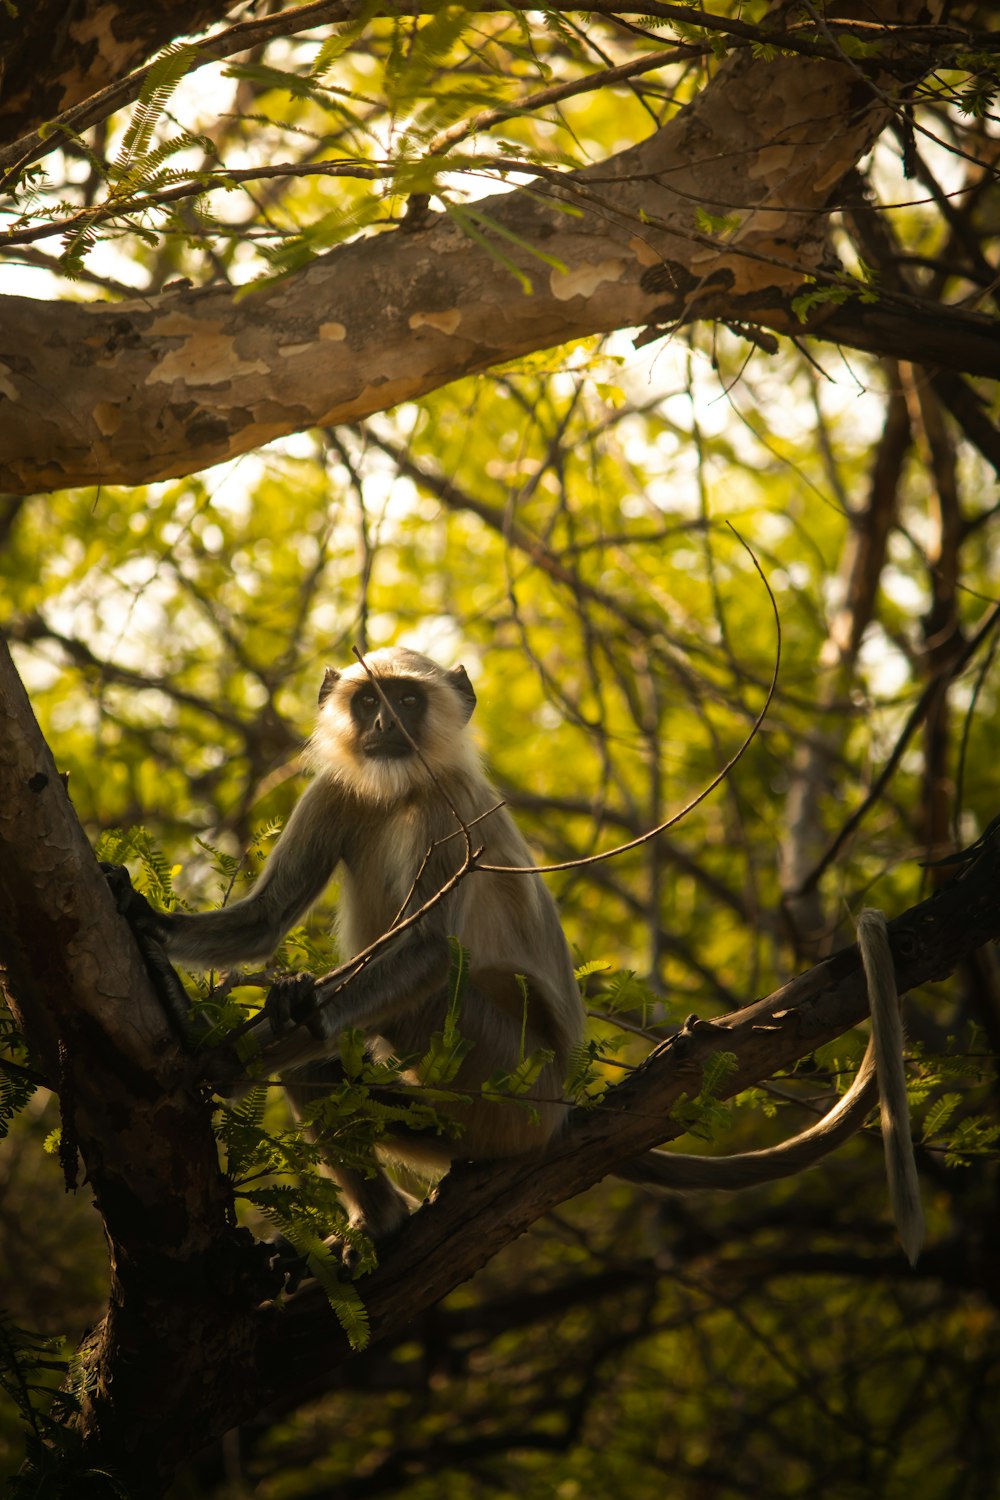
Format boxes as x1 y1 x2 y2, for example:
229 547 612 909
0 1058 36 1141
115 43 201 174
96 825 179 908
669 1051 739 1143
0 1007 38 1141
0 1316 127 1498
214 1081 382 1346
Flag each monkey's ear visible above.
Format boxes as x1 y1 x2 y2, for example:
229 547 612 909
318 668 340 706
449 665 476 722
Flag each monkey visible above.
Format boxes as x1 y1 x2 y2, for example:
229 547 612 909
137 648 581 1244
115 647 923 1263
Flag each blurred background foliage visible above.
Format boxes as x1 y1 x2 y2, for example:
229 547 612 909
2 2 1000 1496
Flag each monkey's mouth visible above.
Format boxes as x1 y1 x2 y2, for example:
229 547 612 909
362 740 413 760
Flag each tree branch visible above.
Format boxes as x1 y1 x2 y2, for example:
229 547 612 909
0 633 174 1074
0 632 279 1495
2 0 969 496
1 0 950 165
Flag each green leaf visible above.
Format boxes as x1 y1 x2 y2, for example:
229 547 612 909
837 33 882 60
921 1091 961 1142
404 939 470 1086
96 826 179 907
670 1052 738 1141
339 1026 367 1079
0 1033 37 1141
695 207 741 236
303 1244 372 1349
116 43 201 171
488 1045 554 1100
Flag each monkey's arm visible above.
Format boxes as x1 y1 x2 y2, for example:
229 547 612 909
161 777 347 968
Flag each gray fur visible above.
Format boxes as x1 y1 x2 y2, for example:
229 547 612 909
857 908 924 1264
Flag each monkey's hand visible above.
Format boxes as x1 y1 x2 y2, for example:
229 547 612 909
266 1234 315 1293
101 862 202 1049
264 972 327 1041
198 975 324 1096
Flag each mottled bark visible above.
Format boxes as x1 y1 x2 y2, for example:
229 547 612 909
0 0 971 496
0 0 233 145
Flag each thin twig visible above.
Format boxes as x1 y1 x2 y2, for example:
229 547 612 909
480 525 781 875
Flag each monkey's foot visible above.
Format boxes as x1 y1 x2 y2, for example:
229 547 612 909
202 1044 248 1097
268 1231 370 1283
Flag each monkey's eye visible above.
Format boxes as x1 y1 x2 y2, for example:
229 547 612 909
356 691 378 712
401 691 418 707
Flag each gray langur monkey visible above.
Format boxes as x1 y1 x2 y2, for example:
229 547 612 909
130 648 923 1262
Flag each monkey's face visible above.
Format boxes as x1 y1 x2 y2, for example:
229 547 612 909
309 649 482 800
351 679 427 760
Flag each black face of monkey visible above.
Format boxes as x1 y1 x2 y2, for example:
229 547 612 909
351 678 428 759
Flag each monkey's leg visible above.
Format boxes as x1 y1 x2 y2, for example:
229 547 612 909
283 1058 416 1245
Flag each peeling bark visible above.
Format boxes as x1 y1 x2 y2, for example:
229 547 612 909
0 0 233 145
0 0 973 497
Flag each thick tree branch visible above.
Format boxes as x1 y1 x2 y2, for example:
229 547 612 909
0 633 279 1496
1 0 964 164
0 634 174 1074
1 0 968 496
0 0 232 147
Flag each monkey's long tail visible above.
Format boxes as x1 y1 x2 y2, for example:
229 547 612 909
615 908 924 1265
857 908 925 1266
614 1063 878 1191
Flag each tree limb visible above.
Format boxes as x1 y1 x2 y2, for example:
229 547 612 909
0 631 279 1495
2 0 969 496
